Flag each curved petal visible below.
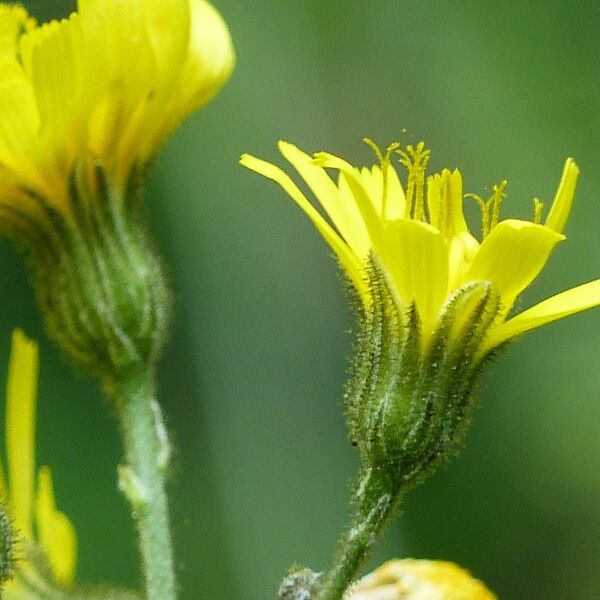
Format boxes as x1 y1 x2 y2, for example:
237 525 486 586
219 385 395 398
36 466 77 586
378 219 449 329
465 219 564 300
313 151 384 246
485 279 600 350
278 141 369 257
240 153 367 296
6 329 39 540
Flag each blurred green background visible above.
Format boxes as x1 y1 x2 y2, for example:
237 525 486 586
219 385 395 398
1 1 599 598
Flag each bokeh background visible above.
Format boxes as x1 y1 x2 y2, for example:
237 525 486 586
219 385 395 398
1 1 599 598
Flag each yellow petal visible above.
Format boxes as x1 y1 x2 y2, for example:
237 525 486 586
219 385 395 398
485 279 600 350
313 152 384 245
36 466 77 586
465 219 564 302
0 5 36 58
545 158 579 233
377 219 449 329
144 0 235 157
6 329 39 540
181 0 235 109
0 78 40 177
427 169 469 239
76 0 157 175
240 153 367 296
358 164 405 220
141 0 191 91
278 141 370 257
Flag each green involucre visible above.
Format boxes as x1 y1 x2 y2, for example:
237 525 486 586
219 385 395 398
346 258 500 492
1 160 171 386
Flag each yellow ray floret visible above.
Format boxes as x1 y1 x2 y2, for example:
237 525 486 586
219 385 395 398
1 330 77 591
0 0 234 214
241 140 600 352
347 559 496 600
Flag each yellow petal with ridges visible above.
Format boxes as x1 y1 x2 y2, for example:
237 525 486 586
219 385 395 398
485 279 600 350
36 466 77 586
279 141 369 258
545 158 579 233
240 153 366 295
428 169 468 240
377 219 449 329
6 329 39 541
465 220 564 300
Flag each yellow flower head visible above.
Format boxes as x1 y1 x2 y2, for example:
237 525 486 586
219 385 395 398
241 140 600 353
347 559 496 600
0 0 234 216
242 139 600 489
1 330 76 594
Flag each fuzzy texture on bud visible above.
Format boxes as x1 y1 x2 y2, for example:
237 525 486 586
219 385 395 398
346 262 499 489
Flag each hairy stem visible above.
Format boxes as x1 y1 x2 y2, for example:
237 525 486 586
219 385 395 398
315 468 401 600
113 369 175 600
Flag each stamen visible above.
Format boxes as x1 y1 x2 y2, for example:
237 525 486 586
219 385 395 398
465 180 507 239
533 198 544 224
490 180 507 231
465 193 490 238
397 141 431 221
363 138 400 218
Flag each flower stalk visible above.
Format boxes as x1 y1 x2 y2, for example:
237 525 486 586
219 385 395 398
114 369 175 600
315 468 398 600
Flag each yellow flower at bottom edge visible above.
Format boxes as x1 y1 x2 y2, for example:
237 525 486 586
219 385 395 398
241 140 600 356
0 330 76 596
346 560 496 600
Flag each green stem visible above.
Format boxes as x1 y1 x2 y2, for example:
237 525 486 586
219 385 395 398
315 469 401 600
113 369 176 600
